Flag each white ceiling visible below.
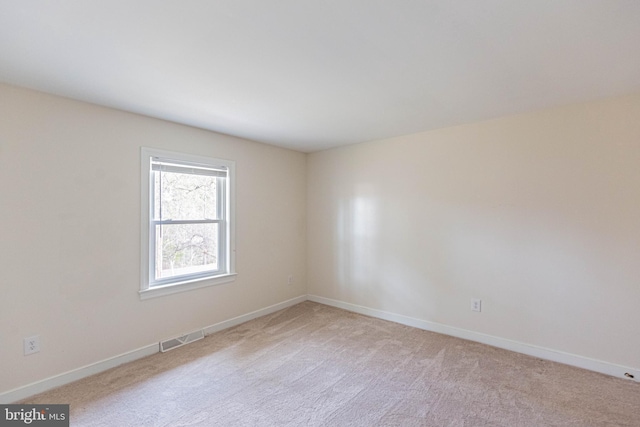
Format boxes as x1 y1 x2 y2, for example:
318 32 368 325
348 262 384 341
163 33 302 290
1 1 639 152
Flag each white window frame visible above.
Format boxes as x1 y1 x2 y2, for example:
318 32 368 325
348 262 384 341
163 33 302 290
140 147 236 300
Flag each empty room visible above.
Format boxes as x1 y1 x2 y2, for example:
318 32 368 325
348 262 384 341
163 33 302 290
1 1 639 426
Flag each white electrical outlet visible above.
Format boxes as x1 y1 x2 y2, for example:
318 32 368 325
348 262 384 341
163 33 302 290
24 335 40 355
471 299 482 312
287 275 293 286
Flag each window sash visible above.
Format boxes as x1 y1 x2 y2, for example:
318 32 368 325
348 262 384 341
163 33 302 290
151 167 223 221
149 165 228 288
152 224 222 287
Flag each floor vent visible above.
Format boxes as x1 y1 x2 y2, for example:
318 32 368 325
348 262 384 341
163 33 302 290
160 330 204 353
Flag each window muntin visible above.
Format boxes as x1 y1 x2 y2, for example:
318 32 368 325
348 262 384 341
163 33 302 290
141 148 236 297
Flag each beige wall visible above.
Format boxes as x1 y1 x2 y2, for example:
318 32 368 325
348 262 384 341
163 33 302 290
308 93 640 369
0 84 307 393
2 82 639 395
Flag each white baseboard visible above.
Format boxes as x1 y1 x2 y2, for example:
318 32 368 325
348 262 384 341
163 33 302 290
1 294 308 404
307 294 640 383
4 293 634 404
0 343 159 404
203 295 307 335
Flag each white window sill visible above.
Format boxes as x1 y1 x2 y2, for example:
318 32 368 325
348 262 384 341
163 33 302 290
139 272 237 300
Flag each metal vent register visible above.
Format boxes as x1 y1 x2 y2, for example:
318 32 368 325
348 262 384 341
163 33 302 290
160 330 204 352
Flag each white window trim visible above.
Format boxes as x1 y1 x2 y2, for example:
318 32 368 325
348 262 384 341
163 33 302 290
140 147 236 300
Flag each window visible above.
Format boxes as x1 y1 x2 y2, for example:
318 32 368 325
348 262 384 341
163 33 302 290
140 147 235 299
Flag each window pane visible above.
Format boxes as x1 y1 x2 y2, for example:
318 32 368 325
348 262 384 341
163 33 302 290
154 223 219 280
153 171 218 220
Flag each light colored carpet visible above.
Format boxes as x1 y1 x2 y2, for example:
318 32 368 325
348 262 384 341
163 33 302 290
23 302 639 426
